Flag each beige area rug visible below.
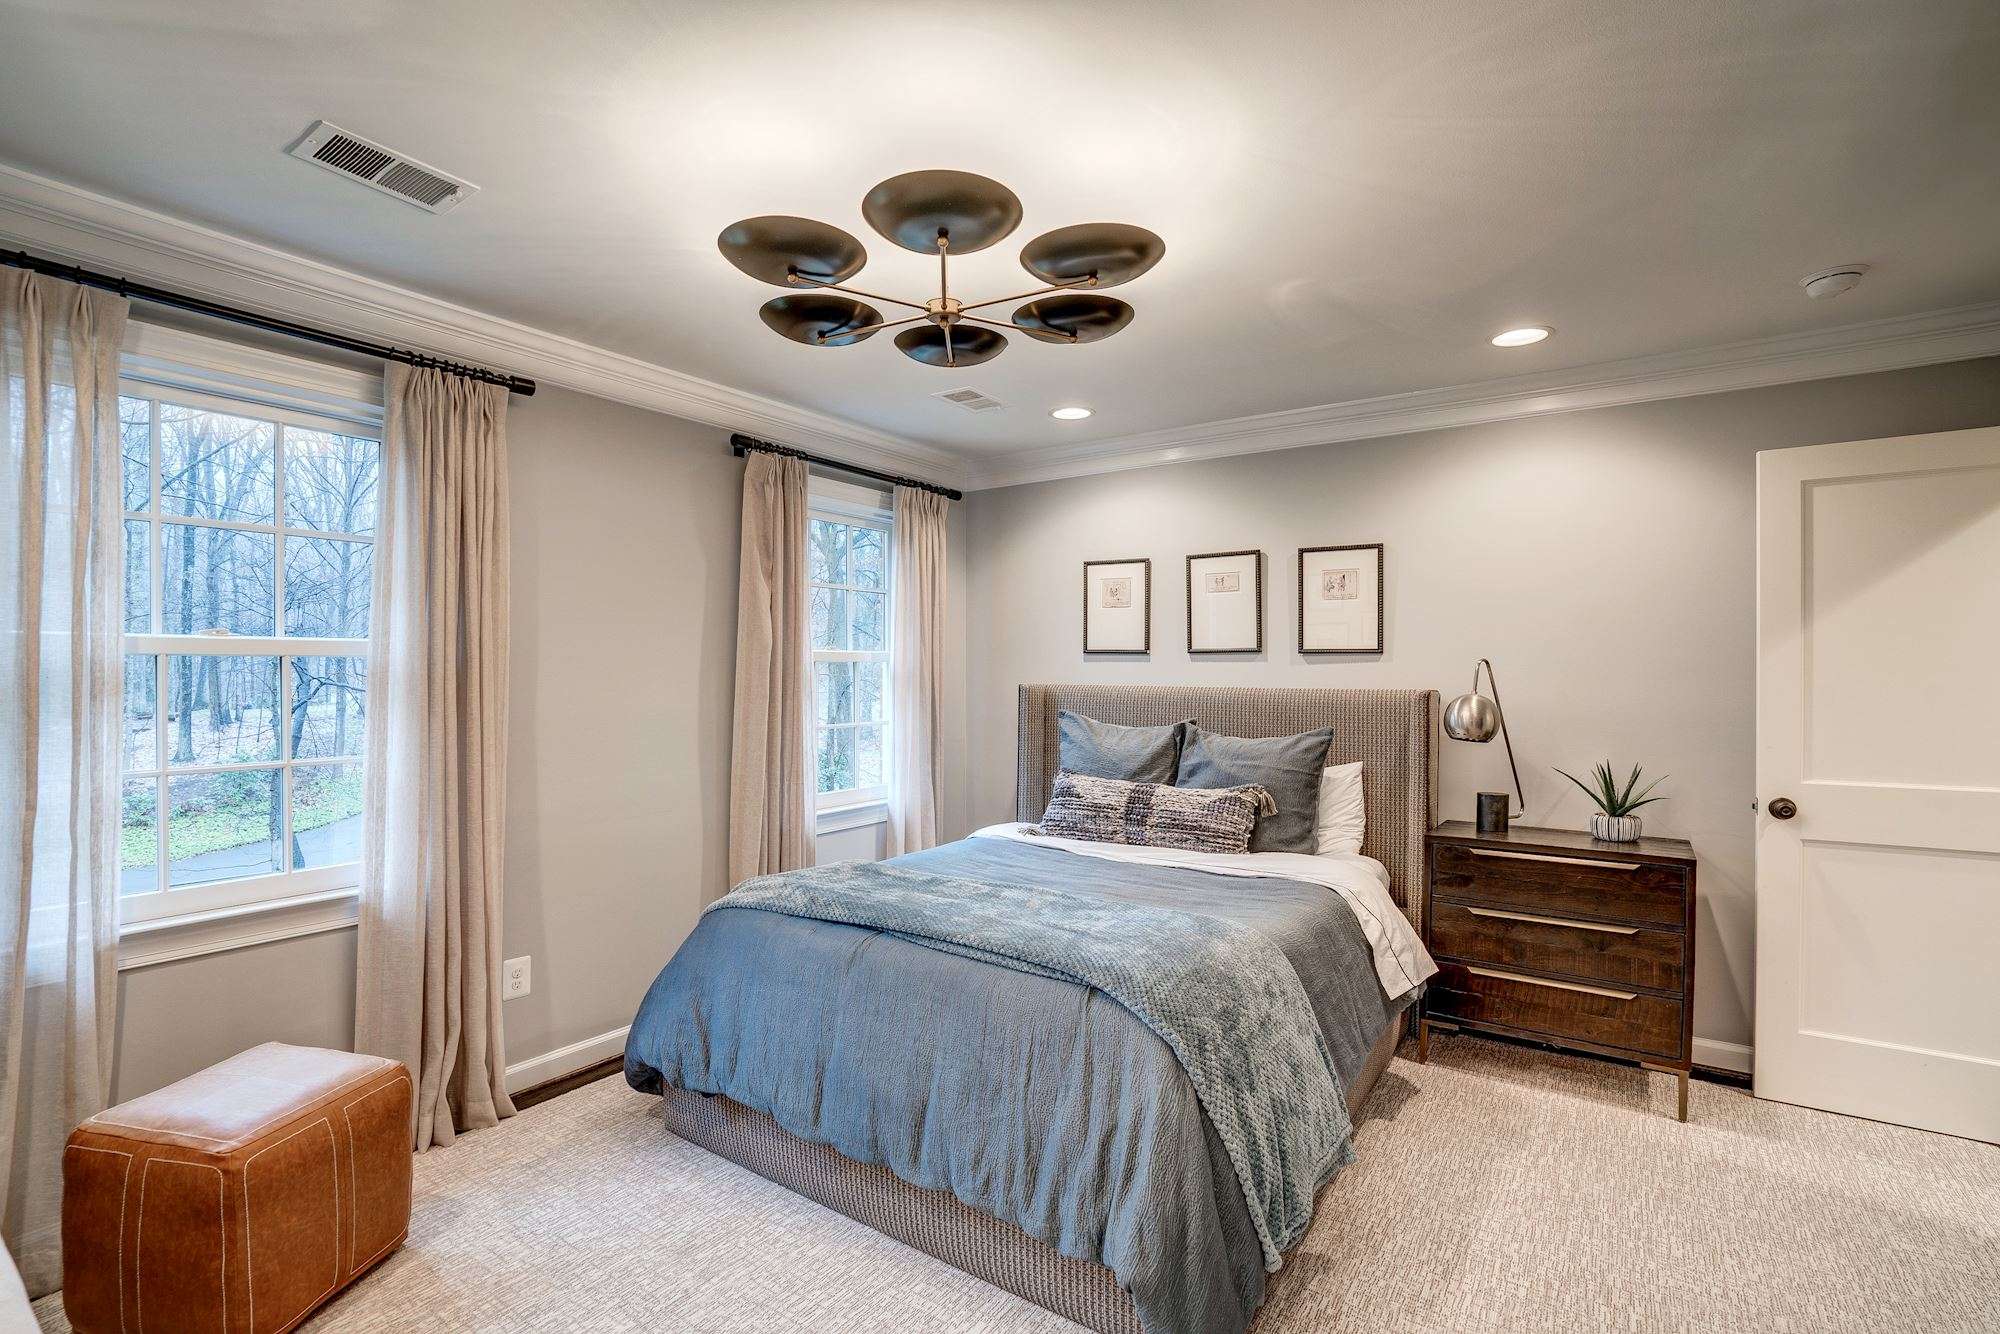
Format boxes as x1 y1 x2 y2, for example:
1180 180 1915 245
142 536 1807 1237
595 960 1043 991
36 1035 2000 1333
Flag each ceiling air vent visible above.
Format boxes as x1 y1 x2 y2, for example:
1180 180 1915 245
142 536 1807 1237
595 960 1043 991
287 121 477 214
935 386 1004 413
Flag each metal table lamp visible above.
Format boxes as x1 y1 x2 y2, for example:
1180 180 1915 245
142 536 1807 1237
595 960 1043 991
1444 658 1524 833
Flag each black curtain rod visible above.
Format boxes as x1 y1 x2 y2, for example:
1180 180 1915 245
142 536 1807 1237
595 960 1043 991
2 247 537 397
730 433 962 500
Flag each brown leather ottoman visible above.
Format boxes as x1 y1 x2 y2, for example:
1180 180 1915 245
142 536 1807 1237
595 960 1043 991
62 1043 412 1334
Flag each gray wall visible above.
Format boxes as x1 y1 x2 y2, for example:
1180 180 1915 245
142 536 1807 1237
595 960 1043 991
106 351 1999 1095
114 931 355 1104
959 357 2000 1055
499 386 740 1067
109 383 969 1100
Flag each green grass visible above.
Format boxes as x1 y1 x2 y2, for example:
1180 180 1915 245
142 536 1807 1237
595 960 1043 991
121 768 363 867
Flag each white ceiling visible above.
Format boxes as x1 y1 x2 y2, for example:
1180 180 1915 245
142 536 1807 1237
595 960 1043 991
2 0 1997 464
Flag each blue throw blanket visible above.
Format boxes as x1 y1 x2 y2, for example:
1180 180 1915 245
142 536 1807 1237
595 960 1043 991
717 858 1355 1267
629 836 1408 1334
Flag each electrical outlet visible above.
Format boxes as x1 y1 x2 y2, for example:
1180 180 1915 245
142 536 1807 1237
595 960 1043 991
502 955 531 1001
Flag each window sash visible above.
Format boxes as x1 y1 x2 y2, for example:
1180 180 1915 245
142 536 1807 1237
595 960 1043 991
118 379 377 926
119 642 368 924
808 502 892 809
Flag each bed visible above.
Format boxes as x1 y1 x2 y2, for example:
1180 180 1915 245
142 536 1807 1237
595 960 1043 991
625 683 1440 1334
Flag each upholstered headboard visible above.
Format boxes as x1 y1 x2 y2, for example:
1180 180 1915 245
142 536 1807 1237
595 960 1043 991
1015 684 1441 929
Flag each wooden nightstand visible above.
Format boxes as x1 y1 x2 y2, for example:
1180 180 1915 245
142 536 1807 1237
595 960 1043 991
1417 821 1697 1120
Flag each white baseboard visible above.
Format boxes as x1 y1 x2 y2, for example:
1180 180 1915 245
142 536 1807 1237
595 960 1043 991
504 1025 631 1095
1692 1038 1753 1075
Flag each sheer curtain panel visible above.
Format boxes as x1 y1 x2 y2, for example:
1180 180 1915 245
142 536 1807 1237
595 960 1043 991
0 272 127 1296
355 365 515 1150
728 450 814 885
883 486 947 855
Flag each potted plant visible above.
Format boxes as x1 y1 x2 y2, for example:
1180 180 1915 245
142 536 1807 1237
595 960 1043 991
1554 761 1667 842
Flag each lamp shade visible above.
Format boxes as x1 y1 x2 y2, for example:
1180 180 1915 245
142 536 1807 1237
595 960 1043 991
1443 690 1501 743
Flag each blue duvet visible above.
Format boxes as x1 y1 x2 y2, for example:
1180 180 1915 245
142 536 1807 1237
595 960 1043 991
625 836 1410 1334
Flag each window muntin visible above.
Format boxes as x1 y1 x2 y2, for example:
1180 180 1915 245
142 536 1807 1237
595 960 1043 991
119 388 377 925
809 510 891 808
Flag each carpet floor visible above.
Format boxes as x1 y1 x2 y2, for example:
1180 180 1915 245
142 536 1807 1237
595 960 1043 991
35 1034 2000 1333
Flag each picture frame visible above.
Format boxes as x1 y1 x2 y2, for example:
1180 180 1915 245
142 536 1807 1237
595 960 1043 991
1297 543 1384 654
1082 558 1151 654
1185 549 1264 654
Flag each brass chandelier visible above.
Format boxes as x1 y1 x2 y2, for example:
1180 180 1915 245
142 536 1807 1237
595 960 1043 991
717 169 1163 369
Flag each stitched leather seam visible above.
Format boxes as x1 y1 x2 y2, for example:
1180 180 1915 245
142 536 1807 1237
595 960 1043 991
338 1107 354 1278
337 1072 412 1276
243 1117 340 1334
85 1060 399 1148
137 1157 224 1334
66 1145 133 1334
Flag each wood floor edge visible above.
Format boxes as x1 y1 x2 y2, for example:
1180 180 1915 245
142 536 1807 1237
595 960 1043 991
515 1055 623 1109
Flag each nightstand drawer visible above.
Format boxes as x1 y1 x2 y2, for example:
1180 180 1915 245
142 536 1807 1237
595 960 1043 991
1427 960 1684 1060
1431 841 1686 928
1428 899 1684 992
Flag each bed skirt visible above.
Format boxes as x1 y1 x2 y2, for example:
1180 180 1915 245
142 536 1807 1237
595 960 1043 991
657 1015 1406 1334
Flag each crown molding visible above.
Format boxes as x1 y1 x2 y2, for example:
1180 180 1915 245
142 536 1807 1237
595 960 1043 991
12 163 1996 497
0 162 966 488
966 299 2000 489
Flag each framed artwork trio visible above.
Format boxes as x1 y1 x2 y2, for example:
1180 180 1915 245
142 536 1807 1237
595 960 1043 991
1081 543 1383 656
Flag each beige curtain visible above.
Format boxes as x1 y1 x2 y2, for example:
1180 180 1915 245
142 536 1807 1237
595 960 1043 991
727 450 814 886
0 273 126 1296
356 364 514 1150
883 486 947 856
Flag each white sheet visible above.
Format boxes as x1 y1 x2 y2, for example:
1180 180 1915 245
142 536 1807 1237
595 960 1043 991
970 822 1437 999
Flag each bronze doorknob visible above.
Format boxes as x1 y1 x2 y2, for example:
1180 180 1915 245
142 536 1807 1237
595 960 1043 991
1767 797 1798 820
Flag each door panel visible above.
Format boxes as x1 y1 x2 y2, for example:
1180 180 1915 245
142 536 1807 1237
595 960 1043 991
1799 841 2000 1062
1804 463 2000 789
1757 426 2000 1143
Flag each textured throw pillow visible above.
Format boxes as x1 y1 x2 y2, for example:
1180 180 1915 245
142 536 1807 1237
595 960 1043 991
1036 770 1275 854
1314 761 1367 857
1175 724 1336 854
1056 709 1192 785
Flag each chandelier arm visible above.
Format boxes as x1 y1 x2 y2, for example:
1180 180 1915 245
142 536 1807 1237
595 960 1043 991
784 273 929 312
944 320 956 368
955 275 1098 314
958 312 1075 342
938 235 950 305
813 312 929 343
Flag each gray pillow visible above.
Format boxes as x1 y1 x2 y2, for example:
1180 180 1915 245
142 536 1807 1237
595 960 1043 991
1174 724 1335 854
1056 710 1191 785
1036 770 1275 854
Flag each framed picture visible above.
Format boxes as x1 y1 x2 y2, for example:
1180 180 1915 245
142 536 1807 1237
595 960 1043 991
1297 543 1384 654
1083 558 1151 654
1186 549 1264 654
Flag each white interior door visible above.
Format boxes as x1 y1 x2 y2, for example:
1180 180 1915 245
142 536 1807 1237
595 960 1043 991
1755 425 2000 1142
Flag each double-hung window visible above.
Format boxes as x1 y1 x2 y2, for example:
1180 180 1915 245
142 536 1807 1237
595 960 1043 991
118 348 380 927
808 487 892 811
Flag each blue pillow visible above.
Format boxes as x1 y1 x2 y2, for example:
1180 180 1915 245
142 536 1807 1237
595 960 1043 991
1056 710 1191 786
1174 724 1334 854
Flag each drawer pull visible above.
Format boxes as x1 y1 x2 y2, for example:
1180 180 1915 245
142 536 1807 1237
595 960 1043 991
1466 966 1638 1001
1469 848 1642 871
1465 906 1638 935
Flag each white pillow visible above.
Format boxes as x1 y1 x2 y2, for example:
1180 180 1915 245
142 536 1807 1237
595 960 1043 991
1315 761 1366 856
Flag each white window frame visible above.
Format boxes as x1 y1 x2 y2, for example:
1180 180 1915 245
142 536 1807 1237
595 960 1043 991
809 480 894 816
115 325 383 941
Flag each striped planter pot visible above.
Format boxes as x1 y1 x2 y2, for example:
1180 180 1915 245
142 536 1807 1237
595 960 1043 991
1590 813 1644 842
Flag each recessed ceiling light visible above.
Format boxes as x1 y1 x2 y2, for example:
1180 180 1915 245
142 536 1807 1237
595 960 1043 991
1051 406 1093 420
1799 264 1868 299
1491 326 1552 347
